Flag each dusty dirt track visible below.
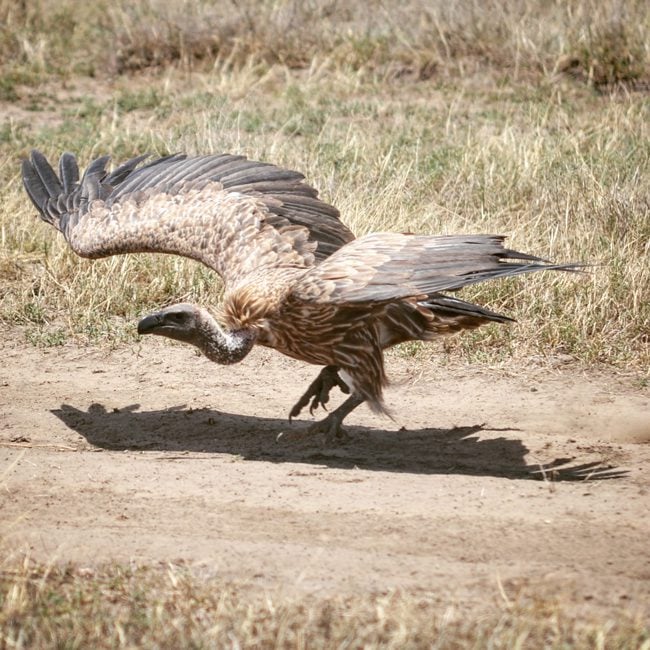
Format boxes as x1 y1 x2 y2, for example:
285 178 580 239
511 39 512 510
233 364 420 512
1 333 649 617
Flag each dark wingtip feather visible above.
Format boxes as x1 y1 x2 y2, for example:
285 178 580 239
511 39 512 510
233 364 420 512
58 152 79 195
106 153 150 186
502 247 549 263
21 158 50 215
30 150 62 199
81 155 111 182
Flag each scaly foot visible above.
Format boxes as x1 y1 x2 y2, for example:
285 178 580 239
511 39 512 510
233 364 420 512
308 395 365 445
307 413 352 444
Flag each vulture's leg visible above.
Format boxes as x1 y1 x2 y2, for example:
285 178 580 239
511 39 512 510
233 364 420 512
308 394 365 441
289 365 350 420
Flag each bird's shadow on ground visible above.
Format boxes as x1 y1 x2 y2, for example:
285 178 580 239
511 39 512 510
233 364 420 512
52 402 624 481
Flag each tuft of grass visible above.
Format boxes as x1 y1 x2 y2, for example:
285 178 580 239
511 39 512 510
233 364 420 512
560 2 649 89
1 559 648 649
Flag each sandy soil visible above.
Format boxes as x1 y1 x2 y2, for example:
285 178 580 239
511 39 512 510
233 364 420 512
1 332 649 618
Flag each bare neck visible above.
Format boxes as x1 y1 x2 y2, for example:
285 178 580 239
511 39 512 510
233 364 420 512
197 312 256 365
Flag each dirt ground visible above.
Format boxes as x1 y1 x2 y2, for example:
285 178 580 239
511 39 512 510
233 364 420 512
1 331 649 619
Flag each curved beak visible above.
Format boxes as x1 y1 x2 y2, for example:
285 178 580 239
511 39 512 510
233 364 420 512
137 312 163 335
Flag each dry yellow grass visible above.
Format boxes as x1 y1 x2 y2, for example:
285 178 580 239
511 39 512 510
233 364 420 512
1 558 648 649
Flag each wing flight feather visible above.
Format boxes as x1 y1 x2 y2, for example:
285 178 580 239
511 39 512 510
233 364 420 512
22 150 355 289
293 232 582 304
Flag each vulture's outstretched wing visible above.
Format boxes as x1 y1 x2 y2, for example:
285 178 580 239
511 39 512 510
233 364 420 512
293 232 582 304
22 150 354 289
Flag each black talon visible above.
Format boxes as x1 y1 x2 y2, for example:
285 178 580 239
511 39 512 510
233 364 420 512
289 365 348 420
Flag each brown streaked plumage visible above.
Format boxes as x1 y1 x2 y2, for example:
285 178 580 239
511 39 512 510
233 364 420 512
22 149 582 439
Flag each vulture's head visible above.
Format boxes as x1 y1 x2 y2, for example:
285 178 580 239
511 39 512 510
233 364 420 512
137 303 255 365
137 303 203 345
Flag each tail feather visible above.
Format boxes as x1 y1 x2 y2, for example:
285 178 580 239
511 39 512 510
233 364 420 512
420 294 515 324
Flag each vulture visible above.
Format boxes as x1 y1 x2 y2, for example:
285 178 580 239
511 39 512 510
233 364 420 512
22 150 580 439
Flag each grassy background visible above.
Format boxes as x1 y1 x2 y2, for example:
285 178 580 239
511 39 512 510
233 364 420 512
0 0 648 369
